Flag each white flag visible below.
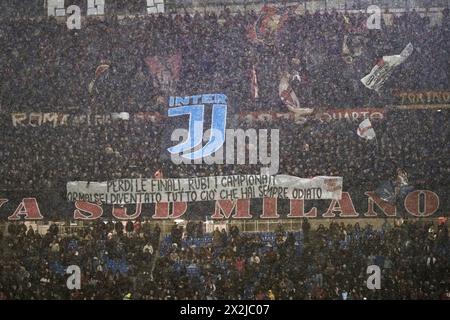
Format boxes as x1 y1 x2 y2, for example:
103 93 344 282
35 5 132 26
361 43 413 92
357 118 376 140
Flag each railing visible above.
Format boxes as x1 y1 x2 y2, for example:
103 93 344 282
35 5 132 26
0 217 443 237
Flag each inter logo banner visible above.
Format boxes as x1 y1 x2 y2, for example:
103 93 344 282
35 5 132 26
167 94 227 160
66 175 343 205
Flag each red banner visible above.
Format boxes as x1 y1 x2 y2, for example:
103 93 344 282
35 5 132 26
319 108 385 122
0 189 443 220
394 90 450 105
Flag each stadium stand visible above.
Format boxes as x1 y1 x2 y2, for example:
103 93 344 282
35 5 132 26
0 0 449 300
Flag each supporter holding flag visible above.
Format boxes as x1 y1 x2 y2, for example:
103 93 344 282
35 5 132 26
279 58 314 115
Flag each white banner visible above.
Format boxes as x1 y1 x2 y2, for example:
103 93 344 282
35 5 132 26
67 175 343 204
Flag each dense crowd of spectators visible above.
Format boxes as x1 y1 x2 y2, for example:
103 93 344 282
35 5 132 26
0 8 449 193
0 9 448 194
1 8 449 113
0 219 448 299
0 4 449 300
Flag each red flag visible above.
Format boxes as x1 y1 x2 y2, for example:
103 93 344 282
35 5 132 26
248 5 298 44
144 52 181 83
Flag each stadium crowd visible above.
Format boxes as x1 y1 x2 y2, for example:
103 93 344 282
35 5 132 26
0 219 448 299
0 8 449 194
0 4 449 301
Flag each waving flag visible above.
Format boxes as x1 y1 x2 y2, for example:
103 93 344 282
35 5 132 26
357 118 376 140
361 43 413 92
248 5 297 45
375 169 414 205
279 72 300 109
375 180 396 204
249 64 259 99
144 52 181 94
88 63 110 94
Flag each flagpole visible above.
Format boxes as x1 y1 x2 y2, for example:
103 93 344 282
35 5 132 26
374 135 380 153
